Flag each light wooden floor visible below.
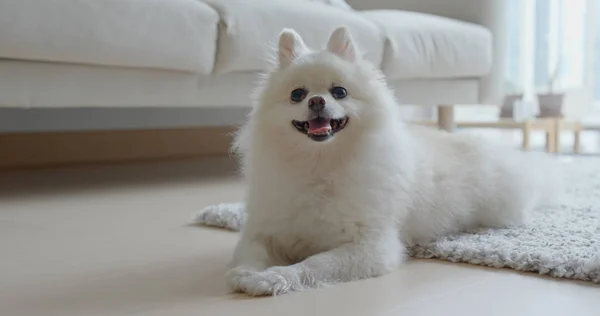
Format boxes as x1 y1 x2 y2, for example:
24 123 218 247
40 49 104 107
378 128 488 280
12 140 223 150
1 158 598 316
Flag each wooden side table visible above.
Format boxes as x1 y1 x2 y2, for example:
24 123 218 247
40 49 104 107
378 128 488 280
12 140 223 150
409 118 593 154
455 119 556 152
552 119 583 154
409 119 557 152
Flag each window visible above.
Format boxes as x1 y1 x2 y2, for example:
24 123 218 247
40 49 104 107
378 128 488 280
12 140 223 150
594 0 600 102
506 0 599 108
505 0 522 92
533 0 550 88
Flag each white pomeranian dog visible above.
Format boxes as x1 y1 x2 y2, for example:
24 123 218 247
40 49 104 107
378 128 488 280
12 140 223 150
194 27 561 296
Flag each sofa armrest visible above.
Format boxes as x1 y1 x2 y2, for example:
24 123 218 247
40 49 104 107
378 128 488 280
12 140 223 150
347 0 508 105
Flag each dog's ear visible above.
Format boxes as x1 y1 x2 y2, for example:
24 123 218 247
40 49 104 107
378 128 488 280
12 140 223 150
327 26 358 62
278 29 308 68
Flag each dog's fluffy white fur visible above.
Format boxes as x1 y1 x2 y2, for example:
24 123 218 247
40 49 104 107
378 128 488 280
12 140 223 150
194 27 561 296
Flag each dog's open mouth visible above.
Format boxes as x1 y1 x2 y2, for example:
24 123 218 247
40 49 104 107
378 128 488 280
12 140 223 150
292 116 349 142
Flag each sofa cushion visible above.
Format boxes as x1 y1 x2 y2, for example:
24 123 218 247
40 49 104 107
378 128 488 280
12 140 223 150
207 0 384 74
360 10 492 80
0 0 219 74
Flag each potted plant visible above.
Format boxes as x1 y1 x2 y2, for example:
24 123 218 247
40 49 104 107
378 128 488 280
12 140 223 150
537 57 565 118
500 80 524 119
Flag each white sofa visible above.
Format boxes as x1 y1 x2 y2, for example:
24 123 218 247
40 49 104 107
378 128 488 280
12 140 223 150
0 0 507 132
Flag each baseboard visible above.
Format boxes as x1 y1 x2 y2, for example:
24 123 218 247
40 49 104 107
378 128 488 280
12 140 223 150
0 127 236 169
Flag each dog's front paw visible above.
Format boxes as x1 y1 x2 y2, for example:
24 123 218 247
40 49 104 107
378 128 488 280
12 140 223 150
226 266 301 296
192 203 246 231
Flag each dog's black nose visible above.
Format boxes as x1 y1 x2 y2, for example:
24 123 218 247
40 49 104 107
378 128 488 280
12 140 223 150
308 96 326 111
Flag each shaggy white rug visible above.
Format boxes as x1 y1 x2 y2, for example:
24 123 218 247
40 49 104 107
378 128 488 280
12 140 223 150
195 157 600 284
410 156 600 284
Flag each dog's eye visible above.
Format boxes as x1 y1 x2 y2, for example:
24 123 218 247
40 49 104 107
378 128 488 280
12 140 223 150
330 86 347 99
290 88 308 103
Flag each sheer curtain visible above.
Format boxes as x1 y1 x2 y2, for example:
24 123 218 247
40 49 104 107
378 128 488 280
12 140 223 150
506 0 599 116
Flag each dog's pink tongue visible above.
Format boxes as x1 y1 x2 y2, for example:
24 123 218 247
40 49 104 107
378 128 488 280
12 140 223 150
307 118 331 134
